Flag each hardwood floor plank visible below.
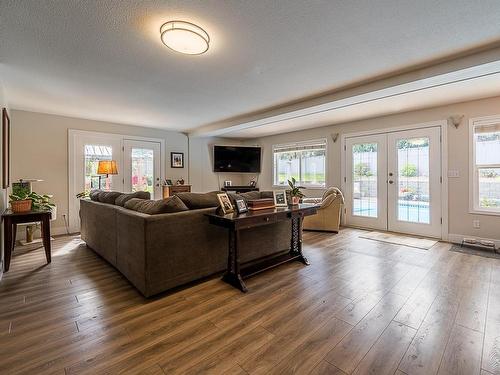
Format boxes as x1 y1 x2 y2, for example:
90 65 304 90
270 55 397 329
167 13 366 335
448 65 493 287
325 292 408 374
308 361 347 375
482 287 500 374
437 324 483 375
398 293 460 375
352 321 416 375
270 317 352 374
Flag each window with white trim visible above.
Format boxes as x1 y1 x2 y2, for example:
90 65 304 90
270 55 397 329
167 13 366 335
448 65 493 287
471 119 500 214
273 139 326 187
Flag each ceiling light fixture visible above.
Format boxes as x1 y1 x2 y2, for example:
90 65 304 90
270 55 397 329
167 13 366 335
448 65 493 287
160 20 210 55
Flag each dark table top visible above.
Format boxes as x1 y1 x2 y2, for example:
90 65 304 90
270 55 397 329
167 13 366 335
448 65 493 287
2 209 52 217
206 203 319 222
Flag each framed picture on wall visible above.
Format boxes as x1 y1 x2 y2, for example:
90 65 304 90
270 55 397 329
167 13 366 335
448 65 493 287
171 152 184 168
2 108 10 189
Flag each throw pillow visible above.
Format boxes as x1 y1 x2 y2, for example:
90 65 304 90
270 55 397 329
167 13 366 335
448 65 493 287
124 196 189 214
98 191 123 204
89 190 102 201
175 192 220 209
115 191 151 206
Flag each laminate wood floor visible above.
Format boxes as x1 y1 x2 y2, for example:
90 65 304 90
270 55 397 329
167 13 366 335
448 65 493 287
0 228 499 375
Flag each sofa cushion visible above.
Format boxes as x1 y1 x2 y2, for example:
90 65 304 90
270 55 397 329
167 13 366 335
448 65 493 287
89 189 102 201
176 192 220 209
98 191 123 204
125 196 189 214
115 191 151 206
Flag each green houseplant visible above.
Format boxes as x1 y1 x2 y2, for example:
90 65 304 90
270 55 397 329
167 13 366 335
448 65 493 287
287 177 305 205
9 191 55 213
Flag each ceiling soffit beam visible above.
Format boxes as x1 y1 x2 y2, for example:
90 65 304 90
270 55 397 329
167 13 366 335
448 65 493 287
189 41 500 137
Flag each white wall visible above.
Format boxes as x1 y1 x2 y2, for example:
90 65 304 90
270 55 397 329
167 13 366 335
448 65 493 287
245 95 500 241
11 110 189 235
0 83 8 279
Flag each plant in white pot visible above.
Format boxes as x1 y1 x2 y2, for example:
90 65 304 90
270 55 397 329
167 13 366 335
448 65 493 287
287 177 305 205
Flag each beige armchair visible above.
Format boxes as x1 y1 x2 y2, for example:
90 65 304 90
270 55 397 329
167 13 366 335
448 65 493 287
302 187 344 233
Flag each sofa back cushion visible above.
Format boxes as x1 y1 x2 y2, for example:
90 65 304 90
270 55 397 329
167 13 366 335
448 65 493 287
115 191 151 206
98 191 123 204
124 196 189 214
176 191 220 209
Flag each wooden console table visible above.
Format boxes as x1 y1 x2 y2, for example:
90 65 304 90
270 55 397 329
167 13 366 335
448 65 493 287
2 209 52 272
206 204 318 292
162 184 191 198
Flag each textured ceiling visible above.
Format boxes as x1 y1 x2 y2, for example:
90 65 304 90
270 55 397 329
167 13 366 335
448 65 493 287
1 0 500 133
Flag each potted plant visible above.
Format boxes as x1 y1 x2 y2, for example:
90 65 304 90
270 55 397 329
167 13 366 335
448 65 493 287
9 191 55 213
287 177 305 205
9 192 32 213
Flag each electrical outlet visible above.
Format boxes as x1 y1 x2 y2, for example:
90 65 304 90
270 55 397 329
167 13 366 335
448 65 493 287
473 220 480 229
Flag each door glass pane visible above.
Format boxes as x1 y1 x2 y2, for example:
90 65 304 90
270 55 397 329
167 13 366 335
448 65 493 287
131 148 154 194
84 145 113 191
397 137 430 223
352 143 378 217
478 168 500 209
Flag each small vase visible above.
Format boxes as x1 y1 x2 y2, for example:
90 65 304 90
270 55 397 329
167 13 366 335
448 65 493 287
291 196 300 205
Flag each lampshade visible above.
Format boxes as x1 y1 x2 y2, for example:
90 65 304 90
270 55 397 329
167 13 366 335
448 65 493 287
97 160 118 175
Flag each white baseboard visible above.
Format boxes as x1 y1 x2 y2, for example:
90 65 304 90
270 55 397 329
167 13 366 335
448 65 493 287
447 233 500 248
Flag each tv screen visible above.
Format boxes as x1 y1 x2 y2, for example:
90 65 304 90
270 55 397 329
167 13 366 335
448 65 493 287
213 146 261 173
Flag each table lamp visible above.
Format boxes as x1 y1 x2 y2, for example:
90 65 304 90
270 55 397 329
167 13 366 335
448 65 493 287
97 160 118 189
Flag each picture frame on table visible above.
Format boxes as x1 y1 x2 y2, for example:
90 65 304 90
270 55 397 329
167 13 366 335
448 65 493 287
165 179 173 185
273 190 287 207
234 198 248 214
217 193 234 214
171 152 184 168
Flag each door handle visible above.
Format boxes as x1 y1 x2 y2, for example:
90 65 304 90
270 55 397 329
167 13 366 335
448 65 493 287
388 180 394 184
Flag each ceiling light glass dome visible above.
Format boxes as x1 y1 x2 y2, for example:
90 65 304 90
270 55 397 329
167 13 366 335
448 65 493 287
160 20 210 55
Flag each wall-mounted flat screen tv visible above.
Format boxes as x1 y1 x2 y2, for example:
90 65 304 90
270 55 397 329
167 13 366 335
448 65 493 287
213 145 261 173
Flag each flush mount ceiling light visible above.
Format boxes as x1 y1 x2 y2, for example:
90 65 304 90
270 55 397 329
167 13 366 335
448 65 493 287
160 20 210 55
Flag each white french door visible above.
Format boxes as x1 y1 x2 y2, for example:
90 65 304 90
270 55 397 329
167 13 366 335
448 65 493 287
387 127 441 237
123 140 162 199
345 134 387 230
69 130 165 233
69 132 124 232
344 127 442 238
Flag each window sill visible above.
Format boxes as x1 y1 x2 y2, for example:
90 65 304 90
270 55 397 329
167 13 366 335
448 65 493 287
469 208 500 217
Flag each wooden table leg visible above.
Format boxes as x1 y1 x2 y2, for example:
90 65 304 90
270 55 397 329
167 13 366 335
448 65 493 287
291 216 309 265
3 217 13 272
41 216 52 264
222 229 248 292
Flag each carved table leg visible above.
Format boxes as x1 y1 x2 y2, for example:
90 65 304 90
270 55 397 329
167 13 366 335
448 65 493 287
41 215 52 264
3 218 13 272
222 229 248 292
291 217 309 265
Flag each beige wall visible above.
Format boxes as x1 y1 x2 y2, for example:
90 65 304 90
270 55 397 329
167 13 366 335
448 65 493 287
11 110 189 234
245 95 500 241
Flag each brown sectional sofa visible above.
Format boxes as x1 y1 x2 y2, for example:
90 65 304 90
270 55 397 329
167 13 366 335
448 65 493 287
80 191 291 297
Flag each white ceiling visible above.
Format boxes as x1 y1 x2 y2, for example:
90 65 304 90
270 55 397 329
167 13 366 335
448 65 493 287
1 1 500 135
